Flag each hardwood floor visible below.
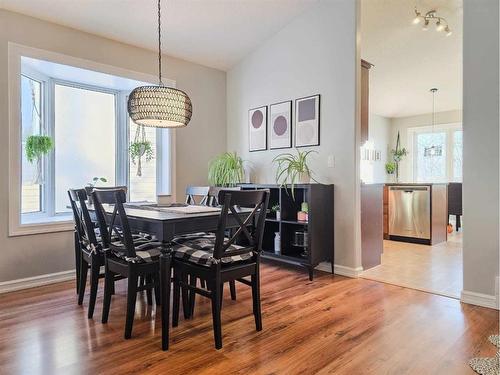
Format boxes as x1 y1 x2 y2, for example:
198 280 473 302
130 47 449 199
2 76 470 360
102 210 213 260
0 263 497 375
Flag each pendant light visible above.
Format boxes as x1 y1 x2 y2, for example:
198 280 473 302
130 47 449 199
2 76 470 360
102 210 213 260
426 88 440 157
128 0 192 128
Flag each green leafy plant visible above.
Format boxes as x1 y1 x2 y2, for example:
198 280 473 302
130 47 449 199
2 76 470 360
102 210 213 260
87 177 108 188
390 132 408 181
271 204 280 213
25 135 53 163
385 162 396 175
208 152 244 187
130 140 154 177
273 149 317 199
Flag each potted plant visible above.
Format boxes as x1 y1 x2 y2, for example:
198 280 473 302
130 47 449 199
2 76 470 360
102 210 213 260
390 132 408 182
385 161 396 182
208 152 244 187
271 204 281 221
130 139 154 177
25 135 54 184
273 149 317 199
85 177 108 204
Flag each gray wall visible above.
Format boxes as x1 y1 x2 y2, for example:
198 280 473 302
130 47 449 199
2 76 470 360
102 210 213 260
462 0 499 297
0 9 226 282
227 1 359 269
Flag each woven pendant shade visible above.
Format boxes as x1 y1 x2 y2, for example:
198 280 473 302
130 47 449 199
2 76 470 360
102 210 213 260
128 85 192 128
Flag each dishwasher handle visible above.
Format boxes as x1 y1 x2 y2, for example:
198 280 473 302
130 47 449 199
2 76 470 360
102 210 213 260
389 186 430 192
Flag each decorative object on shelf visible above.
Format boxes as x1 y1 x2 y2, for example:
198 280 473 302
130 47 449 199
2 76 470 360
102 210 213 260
390 132 408 182
297 211 307 222
130 125 154 176
269 101 292 149
299 202 309 222
424 88 443 158
295 94 320 147
293 231 308 247
248 106 267 151
208 152 244 187
25 135 53 184
273 149 317 199
274 232 281 255
412 7 452 36
271 204 281 221
127 0 192 128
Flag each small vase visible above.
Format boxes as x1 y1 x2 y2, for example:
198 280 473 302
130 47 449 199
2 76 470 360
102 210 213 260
275 211 281 221
298 172 310 184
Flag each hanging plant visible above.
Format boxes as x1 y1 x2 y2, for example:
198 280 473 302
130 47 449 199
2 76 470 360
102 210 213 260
25 135 53 184
129 125 154 176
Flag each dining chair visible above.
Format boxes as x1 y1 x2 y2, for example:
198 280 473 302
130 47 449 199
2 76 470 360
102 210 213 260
185 186 210 205
92 188 167 339
170 189 270 349
207 186 241 207
68 188 117 319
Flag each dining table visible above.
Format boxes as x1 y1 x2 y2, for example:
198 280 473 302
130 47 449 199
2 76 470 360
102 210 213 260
81 202 255 350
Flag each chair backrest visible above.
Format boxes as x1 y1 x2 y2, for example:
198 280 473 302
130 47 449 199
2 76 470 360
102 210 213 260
68 188 99 250
208 186 242 206
91 188 137 259
448 182 462 216
185 186 210 205
85 185 127 200
212 189 270 260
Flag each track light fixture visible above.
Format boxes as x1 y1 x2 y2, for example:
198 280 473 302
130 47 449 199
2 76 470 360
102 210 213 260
412 7 452 36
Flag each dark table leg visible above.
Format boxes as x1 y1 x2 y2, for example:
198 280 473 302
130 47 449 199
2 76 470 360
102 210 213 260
160 252 172 351
74 231 80 294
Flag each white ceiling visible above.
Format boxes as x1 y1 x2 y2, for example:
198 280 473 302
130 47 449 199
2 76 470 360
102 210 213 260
0 0 318 71
361 0 463 118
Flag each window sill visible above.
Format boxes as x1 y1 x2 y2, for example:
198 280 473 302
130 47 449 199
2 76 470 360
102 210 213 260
10 216 73 237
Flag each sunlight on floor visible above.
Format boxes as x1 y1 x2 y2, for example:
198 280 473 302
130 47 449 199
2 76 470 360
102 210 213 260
361 230 463 299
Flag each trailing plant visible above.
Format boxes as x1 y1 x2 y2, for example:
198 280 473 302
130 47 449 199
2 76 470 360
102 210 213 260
87 177 108 188
271 204 280 213
208 152 244 187
130 125 154 176
25 135 54 184
26 135 53 163
272 149 317 199
390 132 408 182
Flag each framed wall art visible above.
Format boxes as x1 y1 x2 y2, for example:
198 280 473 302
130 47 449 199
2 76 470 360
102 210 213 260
248 106 267 152
295 94 320 147
269 101 292 149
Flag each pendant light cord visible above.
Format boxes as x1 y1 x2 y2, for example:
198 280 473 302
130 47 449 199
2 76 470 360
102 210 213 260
158 0 163 86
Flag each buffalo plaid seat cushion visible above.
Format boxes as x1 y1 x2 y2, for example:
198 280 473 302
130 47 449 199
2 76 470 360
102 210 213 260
109 233 165 263
172 232 254 267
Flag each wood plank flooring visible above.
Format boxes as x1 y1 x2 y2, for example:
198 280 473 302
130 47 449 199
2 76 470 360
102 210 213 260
0 263 497 375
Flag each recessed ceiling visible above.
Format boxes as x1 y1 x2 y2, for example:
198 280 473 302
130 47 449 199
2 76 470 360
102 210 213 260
0 0 319 71
361 0 463 118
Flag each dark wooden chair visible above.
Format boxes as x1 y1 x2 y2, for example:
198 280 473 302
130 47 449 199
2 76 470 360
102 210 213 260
208 186 241 207
448 182 462 231
68 188 112 319
92 188 167 339
170 189 270 349
185 186 210 205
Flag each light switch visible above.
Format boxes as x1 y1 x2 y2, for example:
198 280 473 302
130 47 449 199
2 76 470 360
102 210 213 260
327 155 335 168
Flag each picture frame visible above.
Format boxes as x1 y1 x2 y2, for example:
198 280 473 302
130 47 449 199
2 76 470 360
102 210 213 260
248 106 268 152
269 100 292 150
295 94 320 147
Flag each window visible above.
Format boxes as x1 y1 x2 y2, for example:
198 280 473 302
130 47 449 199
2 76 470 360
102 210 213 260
14 55 171 230
409 123 462 183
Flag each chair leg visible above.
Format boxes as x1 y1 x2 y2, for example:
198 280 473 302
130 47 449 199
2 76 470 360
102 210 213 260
181 271 190 319
172 267 180 328
102 266 114 324
251 272 262 332
77 258 88 305
145 274 153 306
87 263 100 319
153 273 161 306
74 231 81 294
160 253 172 351
125 272 138 339
188 275 197 318
210 279 223 349
229 280 237 300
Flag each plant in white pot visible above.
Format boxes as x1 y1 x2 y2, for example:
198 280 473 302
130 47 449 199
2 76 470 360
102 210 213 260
273 149 317 199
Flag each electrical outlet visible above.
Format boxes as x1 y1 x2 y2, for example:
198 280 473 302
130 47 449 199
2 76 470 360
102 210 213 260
327 155 335 168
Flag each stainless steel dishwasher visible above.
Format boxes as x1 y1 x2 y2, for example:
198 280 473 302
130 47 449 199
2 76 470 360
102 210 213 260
388 185 431 240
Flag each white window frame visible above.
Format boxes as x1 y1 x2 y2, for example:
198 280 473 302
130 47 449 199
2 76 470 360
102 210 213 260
8 43 177 236
407 122 462 183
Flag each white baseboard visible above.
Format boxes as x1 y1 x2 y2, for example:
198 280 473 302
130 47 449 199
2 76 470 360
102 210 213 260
0 270 75 294
315 263 364 278
461 290 499 310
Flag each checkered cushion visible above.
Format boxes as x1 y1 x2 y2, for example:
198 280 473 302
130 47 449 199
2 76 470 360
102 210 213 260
109 233 165 263
172 232 253 267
